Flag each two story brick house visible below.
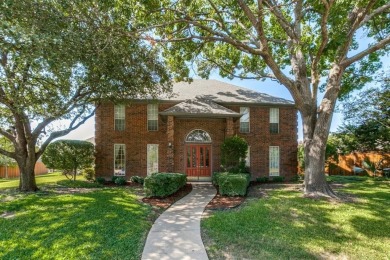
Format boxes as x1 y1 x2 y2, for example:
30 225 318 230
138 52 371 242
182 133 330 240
95 79 298 181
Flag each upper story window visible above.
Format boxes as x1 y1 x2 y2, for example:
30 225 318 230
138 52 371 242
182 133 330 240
114 105 125 131
240 107 250 133
147 104 158 131
270 108 279 134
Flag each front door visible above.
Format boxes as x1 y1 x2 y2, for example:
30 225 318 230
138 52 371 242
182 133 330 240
186 145 211 179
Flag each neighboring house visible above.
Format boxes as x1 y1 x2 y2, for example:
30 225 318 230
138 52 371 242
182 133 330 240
95 80 298 181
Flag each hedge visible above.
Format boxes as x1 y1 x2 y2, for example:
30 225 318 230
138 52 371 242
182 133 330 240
213 172 251 196
144 173 187 198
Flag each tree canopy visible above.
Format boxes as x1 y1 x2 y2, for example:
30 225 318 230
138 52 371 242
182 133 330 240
42 140 94 181
138 0 390 197
0 0 171 191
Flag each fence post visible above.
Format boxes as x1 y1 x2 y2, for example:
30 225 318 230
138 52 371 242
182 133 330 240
5 163 8 179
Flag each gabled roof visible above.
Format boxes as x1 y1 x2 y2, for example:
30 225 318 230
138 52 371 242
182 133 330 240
158 79 294 106
160 98 241 118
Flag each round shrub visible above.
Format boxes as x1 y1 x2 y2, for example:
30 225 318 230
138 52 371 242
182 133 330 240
130 176 144 184
115 177 127 186
144 173 186 198
111 176 119 183
96 177 106 185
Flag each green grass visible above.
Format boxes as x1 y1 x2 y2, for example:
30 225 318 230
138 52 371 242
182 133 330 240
0 188 152 259
202 176 390 259
0 173 68 189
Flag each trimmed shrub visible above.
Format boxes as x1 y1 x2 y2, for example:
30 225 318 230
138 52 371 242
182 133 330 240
212 172 228 186
83 168 95 181
115 177 127 185
219 173 250 196
221 135 248 172
96 177 105 184
130 176 144 184
111 176 119 183
271 176 285 182
144 173 186 198
256 176 269 183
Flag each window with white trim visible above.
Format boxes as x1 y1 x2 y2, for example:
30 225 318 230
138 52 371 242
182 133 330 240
114 105 125 131
269 146 280 176
245 146 250 167
147 144 159 176
114 144 125 176
240 107 250 133
147 104 158 131
270 108 279 134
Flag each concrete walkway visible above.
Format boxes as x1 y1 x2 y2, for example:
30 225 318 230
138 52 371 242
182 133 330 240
141 184 216 260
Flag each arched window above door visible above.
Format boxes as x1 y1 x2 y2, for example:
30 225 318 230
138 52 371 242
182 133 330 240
185 129 212 143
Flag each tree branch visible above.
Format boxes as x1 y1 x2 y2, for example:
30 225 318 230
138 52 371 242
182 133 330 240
36 107 95 159
359 2 390 28
336 0 377 62
0 147 16 159
263 0 296 40
311 0 334 100
237 0 262 36
0 127 15 143
341 34 390 67
202 56 277 80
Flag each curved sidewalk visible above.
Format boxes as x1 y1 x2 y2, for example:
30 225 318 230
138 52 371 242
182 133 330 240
141 184 216 260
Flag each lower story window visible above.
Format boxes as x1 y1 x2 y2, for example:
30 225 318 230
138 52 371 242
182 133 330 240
114 144 125 176
147 144 159 176
269 146 279 176
245 146 250 168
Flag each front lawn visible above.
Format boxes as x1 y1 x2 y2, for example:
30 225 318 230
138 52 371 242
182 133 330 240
0 172 68 190
202 176 390 259
0 187 152 259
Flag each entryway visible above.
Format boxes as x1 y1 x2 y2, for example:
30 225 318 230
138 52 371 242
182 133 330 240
185 129 212 181
186 145 211 180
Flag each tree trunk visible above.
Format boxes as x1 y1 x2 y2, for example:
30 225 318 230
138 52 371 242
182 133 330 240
302 114 337 198
18 161 38 192
16 143 39 191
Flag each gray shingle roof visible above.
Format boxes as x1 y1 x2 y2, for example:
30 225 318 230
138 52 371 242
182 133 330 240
159 79 294 105
160 98 241 118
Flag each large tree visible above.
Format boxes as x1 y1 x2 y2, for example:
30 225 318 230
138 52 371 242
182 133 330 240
0 1 171 191
139 0 390 197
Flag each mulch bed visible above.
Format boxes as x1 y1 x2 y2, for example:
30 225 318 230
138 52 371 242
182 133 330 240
142 184 193 209
103 181 142 187
206 193 245 210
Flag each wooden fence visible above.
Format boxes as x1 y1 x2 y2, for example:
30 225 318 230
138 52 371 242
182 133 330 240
0 162 48 179
327 152 390 176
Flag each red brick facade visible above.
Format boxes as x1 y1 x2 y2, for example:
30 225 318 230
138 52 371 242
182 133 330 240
95 102 298 180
